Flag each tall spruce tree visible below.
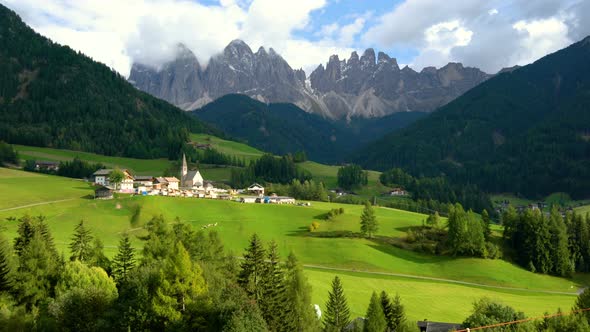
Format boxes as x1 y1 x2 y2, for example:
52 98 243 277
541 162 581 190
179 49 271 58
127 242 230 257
360 201 378 238
112 233 135 282
260 240 288 331
549 207 573 277
390 293 406 331
482 209 492 241
69 220 93 262
364 291 386 332
380 291 394 332
323 276 350 331
0 237 11 292
238 234 266 301
285 252 320 332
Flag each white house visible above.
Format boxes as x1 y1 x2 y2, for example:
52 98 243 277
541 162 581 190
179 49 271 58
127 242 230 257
240 196 258 203
247 183 265 196
164 177 180 191
389 188 408 196
92 169 134 193
134 176 154 188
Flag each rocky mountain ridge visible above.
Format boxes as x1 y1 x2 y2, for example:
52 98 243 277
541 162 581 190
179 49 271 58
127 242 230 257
129 40 490 119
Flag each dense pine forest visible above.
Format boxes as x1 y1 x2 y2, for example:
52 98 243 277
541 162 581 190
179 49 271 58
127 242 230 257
355 36 590 199
0 5 216 160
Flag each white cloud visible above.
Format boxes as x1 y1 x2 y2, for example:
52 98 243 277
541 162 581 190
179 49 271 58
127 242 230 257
363 0 586 73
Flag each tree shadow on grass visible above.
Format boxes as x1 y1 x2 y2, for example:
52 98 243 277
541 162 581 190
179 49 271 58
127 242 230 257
366 239 454 265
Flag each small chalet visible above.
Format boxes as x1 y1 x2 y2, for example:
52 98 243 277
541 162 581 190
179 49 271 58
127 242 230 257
164 177 180 191
35 160 60 172
94 186 113 200
389 188 408 196
92 169 134 193
134 176 154 188
417 320 463 332
247 183 265 196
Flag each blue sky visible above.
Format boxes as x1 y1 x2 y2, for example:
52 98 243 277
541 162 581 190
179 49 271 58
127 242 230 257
2 0 588 76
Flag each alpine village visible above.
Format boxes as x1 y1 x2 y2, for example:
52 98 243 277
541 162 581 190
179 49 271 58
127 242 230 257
1 2 590 332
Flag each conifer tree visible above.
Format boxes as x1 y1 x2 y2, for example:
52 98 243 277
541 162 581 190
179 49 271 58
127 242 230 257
364 291 386 332
360 201 378 238
112 233 135 282
323 276 350 331
549 207 573 277
285 252 320 332
482 209 492 241
69 220 93 262
390 293 406 331
260 240 288 331
238 233 266 300
380 291 394 332
0 238 11 292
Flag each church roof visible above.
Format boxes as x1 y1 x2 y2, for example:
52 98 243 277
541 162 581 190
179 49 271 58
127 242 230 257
184 170 202 180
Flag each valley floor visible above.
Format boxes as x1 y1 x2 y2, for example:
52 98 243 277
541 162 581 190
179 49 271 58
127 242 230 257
0 167 585 322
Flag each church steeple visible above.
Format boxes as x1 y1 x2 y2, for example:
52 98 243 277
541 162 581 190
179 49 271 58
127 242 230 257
181 153 188 179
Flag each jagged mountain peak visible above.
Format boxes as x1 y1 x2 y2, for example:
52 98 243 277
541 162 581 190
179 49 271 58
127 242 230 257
256 46 267 56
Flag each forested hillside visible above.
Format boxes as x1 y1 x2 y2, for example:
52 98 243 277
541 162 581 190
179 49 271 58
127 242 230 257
192 94 425 163
355 36 590 199
0 4 215 159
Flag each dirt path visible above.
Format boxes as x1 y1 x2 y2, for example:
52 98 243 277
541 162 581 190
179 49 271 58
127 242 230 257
302 264 581 295
0 198 76 212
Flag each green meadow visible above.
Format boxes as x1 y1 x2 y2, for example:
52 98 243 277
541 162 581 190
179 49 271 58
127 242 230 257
0 167 582 323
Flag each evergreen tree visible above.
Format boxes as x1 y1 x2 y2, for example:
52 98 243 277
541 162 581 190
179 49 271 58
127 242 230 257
116 234 136 279
360 201 378 238
549 207 573 277
88 238 111 273
575 287 590 323
259 240 288 331
0 237 12 292
323 276 350 331
482 209 492 241
364 291 386 332
238 234 266 301
112 233 135 283
69 220 93 262
390 293 406 331
380 291 394 332
284 252 320 332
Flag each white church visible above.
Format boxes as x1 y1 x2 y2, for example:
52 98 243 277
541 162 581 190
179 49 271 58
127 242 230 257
180 153 204 189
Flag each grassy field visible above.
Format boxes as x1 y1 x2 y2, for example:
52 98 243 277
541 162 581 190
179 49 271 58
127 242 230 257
190 133 264 163
0 167 583 323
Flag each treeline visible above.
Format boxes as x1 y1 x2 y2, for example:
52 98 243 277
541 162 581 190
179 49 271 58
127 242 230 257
23 157 105 179
0 5 216 160
337 164 368 190
0 215 321 331
183 146 246 167
380 168 492 213
230 154 311 188
0 141 18 165
502 206 590 276
266 180 329 201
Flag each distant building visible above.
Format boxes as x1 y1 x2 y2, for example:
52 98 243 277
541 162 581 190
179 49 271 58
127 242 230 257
164 177 180 191
417 320 463 332
134 175 154 188
239 196 258 203
180 153 204 188
389 188 408 196
92 169 134 193
247 183 265 196
266 194 295 204
34 160 60 172
94 186 113 200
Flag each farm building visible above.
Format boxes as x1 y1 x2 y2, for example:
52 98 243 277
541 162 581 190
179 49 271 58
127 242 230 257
134 175 154 188
34 160 60 172
389 188 408 196
94 186 113 200
92 169 134 193
239 196 259 203
247 183 265 196
417 321 462 332
164 177 180 191
265 195 295 204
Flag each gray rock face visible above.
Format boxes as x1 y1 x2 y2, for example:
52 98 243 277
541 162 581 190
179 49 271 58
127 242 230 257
309 51 491 118
129 40 490 119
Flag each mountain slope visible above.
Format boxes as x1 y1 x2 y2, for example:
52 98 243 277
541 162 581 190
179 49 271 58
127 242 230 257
0 4 214 159
191 94 426 163
355 36 590 198
129 40 489 119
